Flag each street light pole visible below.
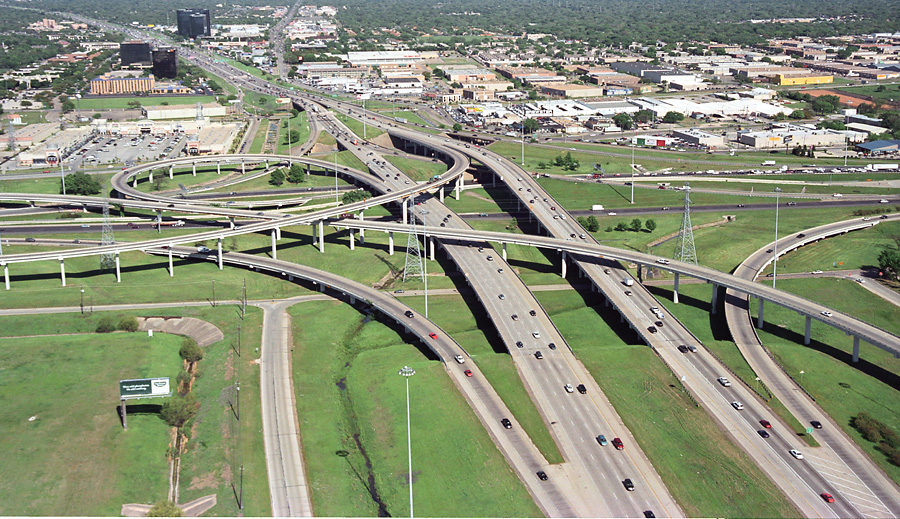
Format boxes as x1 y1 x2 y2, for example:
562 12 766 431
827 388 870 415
800 370 805 385
398 366 416 518
521 120 525 166
334 150 339 205
773 187 782 288
80 288 85 314
630 144 635 204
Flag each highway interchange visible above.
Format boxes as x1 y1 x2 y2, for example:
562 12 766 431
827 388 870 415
4 11 900 518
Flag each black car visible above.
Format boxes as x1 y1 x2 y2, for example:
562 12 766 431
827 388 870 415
677 345 690 353
25 237 36 242
644 512 656 518
501 418 512 429
404 311 414 318
758 430 770 438
655 320 664 328
623 479 635 491
536 471 548 481
797 233 806 238
766 249 774 253
811 420 823 429
648 326 658 333
548 342 557 350
516 341 524 348
576 384 587 394
529 310 537 316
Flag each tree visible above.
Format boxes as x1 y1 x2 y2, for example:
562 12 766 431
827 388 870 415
645 219 657 232
118 316 139 332
96 316 117 333
586 215 600 232
285 129 300 145
523 118 540 134
160 393 199 427
878 248 900 281
662 111 684 124
612 113 633 131
614 222 627 231
269 169 285 186
287 163 305 183
63 172 101 195
147 500 183 517
179 337 204 363
629 218 643 232
452 123 462 132
342 189 371 204
61 99 75 113
633 110 654 124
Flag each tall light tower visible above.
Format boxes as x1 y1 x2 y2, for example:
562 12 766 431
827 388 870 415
773 187 782 288
398 365 416 518
673 185 697 264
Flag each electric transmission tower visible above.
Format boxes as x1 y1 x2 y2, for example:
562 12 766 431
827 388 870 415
100 200 117 270
673 185 698 265
402 207 424 282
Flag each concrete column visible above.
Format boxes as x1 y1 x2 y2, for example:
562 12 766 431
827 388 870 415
241 160 245 174
804 315 812 345
271 229 277 260
561 251 567 279
217 162 221 175
169 165 174 179
502 242 507 262
455 176 461 201
217 237 223 270
192 162 197 176
349 229 355 250
115 253 121 283
229 217 235 230
710 283 718 314
359 211 365 240
276 227 282 240
59 258 66 287
149 170 154 183
402 199 408 225
429 237 434 260
168 246 174 277
318 220 324 252
673 273 680 304
389 231 394 255
757 299 764 329
852 336 860 363
132 175 138 188
3 263 9 290
265 159 269 169
312 221 317 242
349 295 355 305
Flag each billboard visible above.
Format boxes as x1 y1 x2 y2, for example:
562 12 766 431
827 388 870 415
119 377 171 399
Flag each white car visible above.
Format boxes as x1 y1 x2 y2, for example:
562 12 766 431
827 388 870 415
880 199 889 204
731 401 744 410
821 311 833 317
717 377 732 387
656 259 670 265
790 449 804 460
532 331 541 339
608 212 617 216
454 355 465 364
811 270 823 274
564 384 575 393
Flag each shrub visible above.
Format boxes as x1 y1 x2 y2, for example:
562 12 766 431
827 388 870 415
160 393 199 427
179 337 204 363
147 500 183 517
96 316 117 333
118 316 139 332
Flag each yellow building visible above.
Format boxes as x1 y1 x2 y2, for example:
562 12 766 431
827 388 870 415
775 74 833 86
90 72 155 95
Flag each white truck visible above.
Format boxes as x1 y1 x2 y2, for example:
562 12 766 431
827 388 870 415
762 160 776 166
591 204 605 211
866 163 900 171
623 278 634 287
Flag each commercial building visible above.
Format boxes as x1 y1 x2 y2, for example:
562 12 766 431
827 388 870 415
855 140 900 155
773 73 833 86
344 51 423 67
152 47 177 79
540 84 605 98
90 72 155 95
738 126 848 149
672 129 726 147
17 126 95 166
120 41 152 67
142 103 231 120
185 123 239 155
176 9 211 39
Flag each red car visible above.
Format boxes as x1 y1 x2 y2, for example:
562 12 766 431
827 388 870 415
428 333 438 339
464 369 473 377
821 493 834 503
612 437 624 450
760 420 771 428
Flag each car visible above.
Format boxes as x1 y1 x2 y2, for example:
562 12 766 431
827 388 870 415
821 493 834 503
880 199 889 204
197 246 211 253
855 278 865 284
732 401 744 410
790 449 804 459
498 294 505 300
564 383 575 393
687 345 697 352
811 270 823 274
529 310 537 316
550 206 556 211
516 341 524 348
535 351 543 359
404 310 414 318
612 437 624 450
607 212 617 216
648 326 658 333
677 345 690 353
655 320 664 328
718 377 732 387
548 342 557 350
597 435 608 446
486 255 493 261
787 201 797 206
760 420 772 428
395 289 405 294
656 258 670 265
464 369 473 377
623 479 635 491
440 222 446 227
577 384 587 394
536 471 548 481
758 429 771 438
454 355 465 364
624 290 632 296
737 204 745 208
604 268 611 274
511 314 519 321
821 311 833 317
429 333 438 339
811 420 822 429
881 215 889 220
643 511 656 518
501 418 512 429
766 249 774 253
497 268 504 273
532 331 541 339
478 247 484 252
25 237 36 242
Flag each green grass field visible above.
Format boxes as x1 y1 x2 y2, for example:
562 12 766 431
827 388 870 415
290 300 541 517
635 180 900 196
0 172 117 196
333 112 386 141
535 289 799 517
248 118 270 154
276 112 310 155
76 96 217 111
833 84 900 103
383 155 447 182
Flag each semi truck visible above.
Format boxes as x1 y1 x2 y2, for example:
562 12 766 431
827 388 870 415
866 163 899 171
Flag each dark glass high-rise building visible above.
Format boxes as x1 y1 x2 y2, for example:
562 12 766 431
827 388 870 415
176 8 211 38
120 41 151 66
152 47 178 79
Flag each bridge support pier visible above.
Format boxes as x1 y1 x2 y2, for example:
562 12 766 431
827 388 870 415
271 230 277 260
265 159 269 169
502 242 507 262
388 232 394 255
402 199 408 225
673 273 680 304
349 295 355 305
359 211 365 241
561 251 567 279
757 299 765 328
276 227 282 240
132 175 138 188
169 165 174 179
115 253 121 283
217 237 223 270
168 246 174 277
149 170 153 183
429 237 434 261
59 258 66 287
455 176 461 201
804 315 812 345
241 160 245 175
710 283 719 314
853 336 860 363
349 229 355 250
439 186 444 203
229 217 235 230
192 162 197 176
3 264 8 291
217 162 221 175
318 220 324 253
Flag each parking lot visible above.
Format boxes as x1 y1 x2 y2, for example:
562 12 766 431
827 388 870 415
73 134 186 169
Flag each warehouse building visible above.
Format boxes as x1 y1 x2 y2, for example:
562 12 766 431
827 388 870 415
540 84 605 98
672 129 726 148
142 103 232 120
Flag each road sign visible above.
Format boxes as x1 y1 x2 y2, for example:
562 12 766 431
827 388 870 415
119 377 171 400
806 427 814 434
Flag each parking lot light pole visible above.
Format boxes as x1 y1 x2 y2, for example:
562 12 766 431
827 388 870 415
398 366 416 518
